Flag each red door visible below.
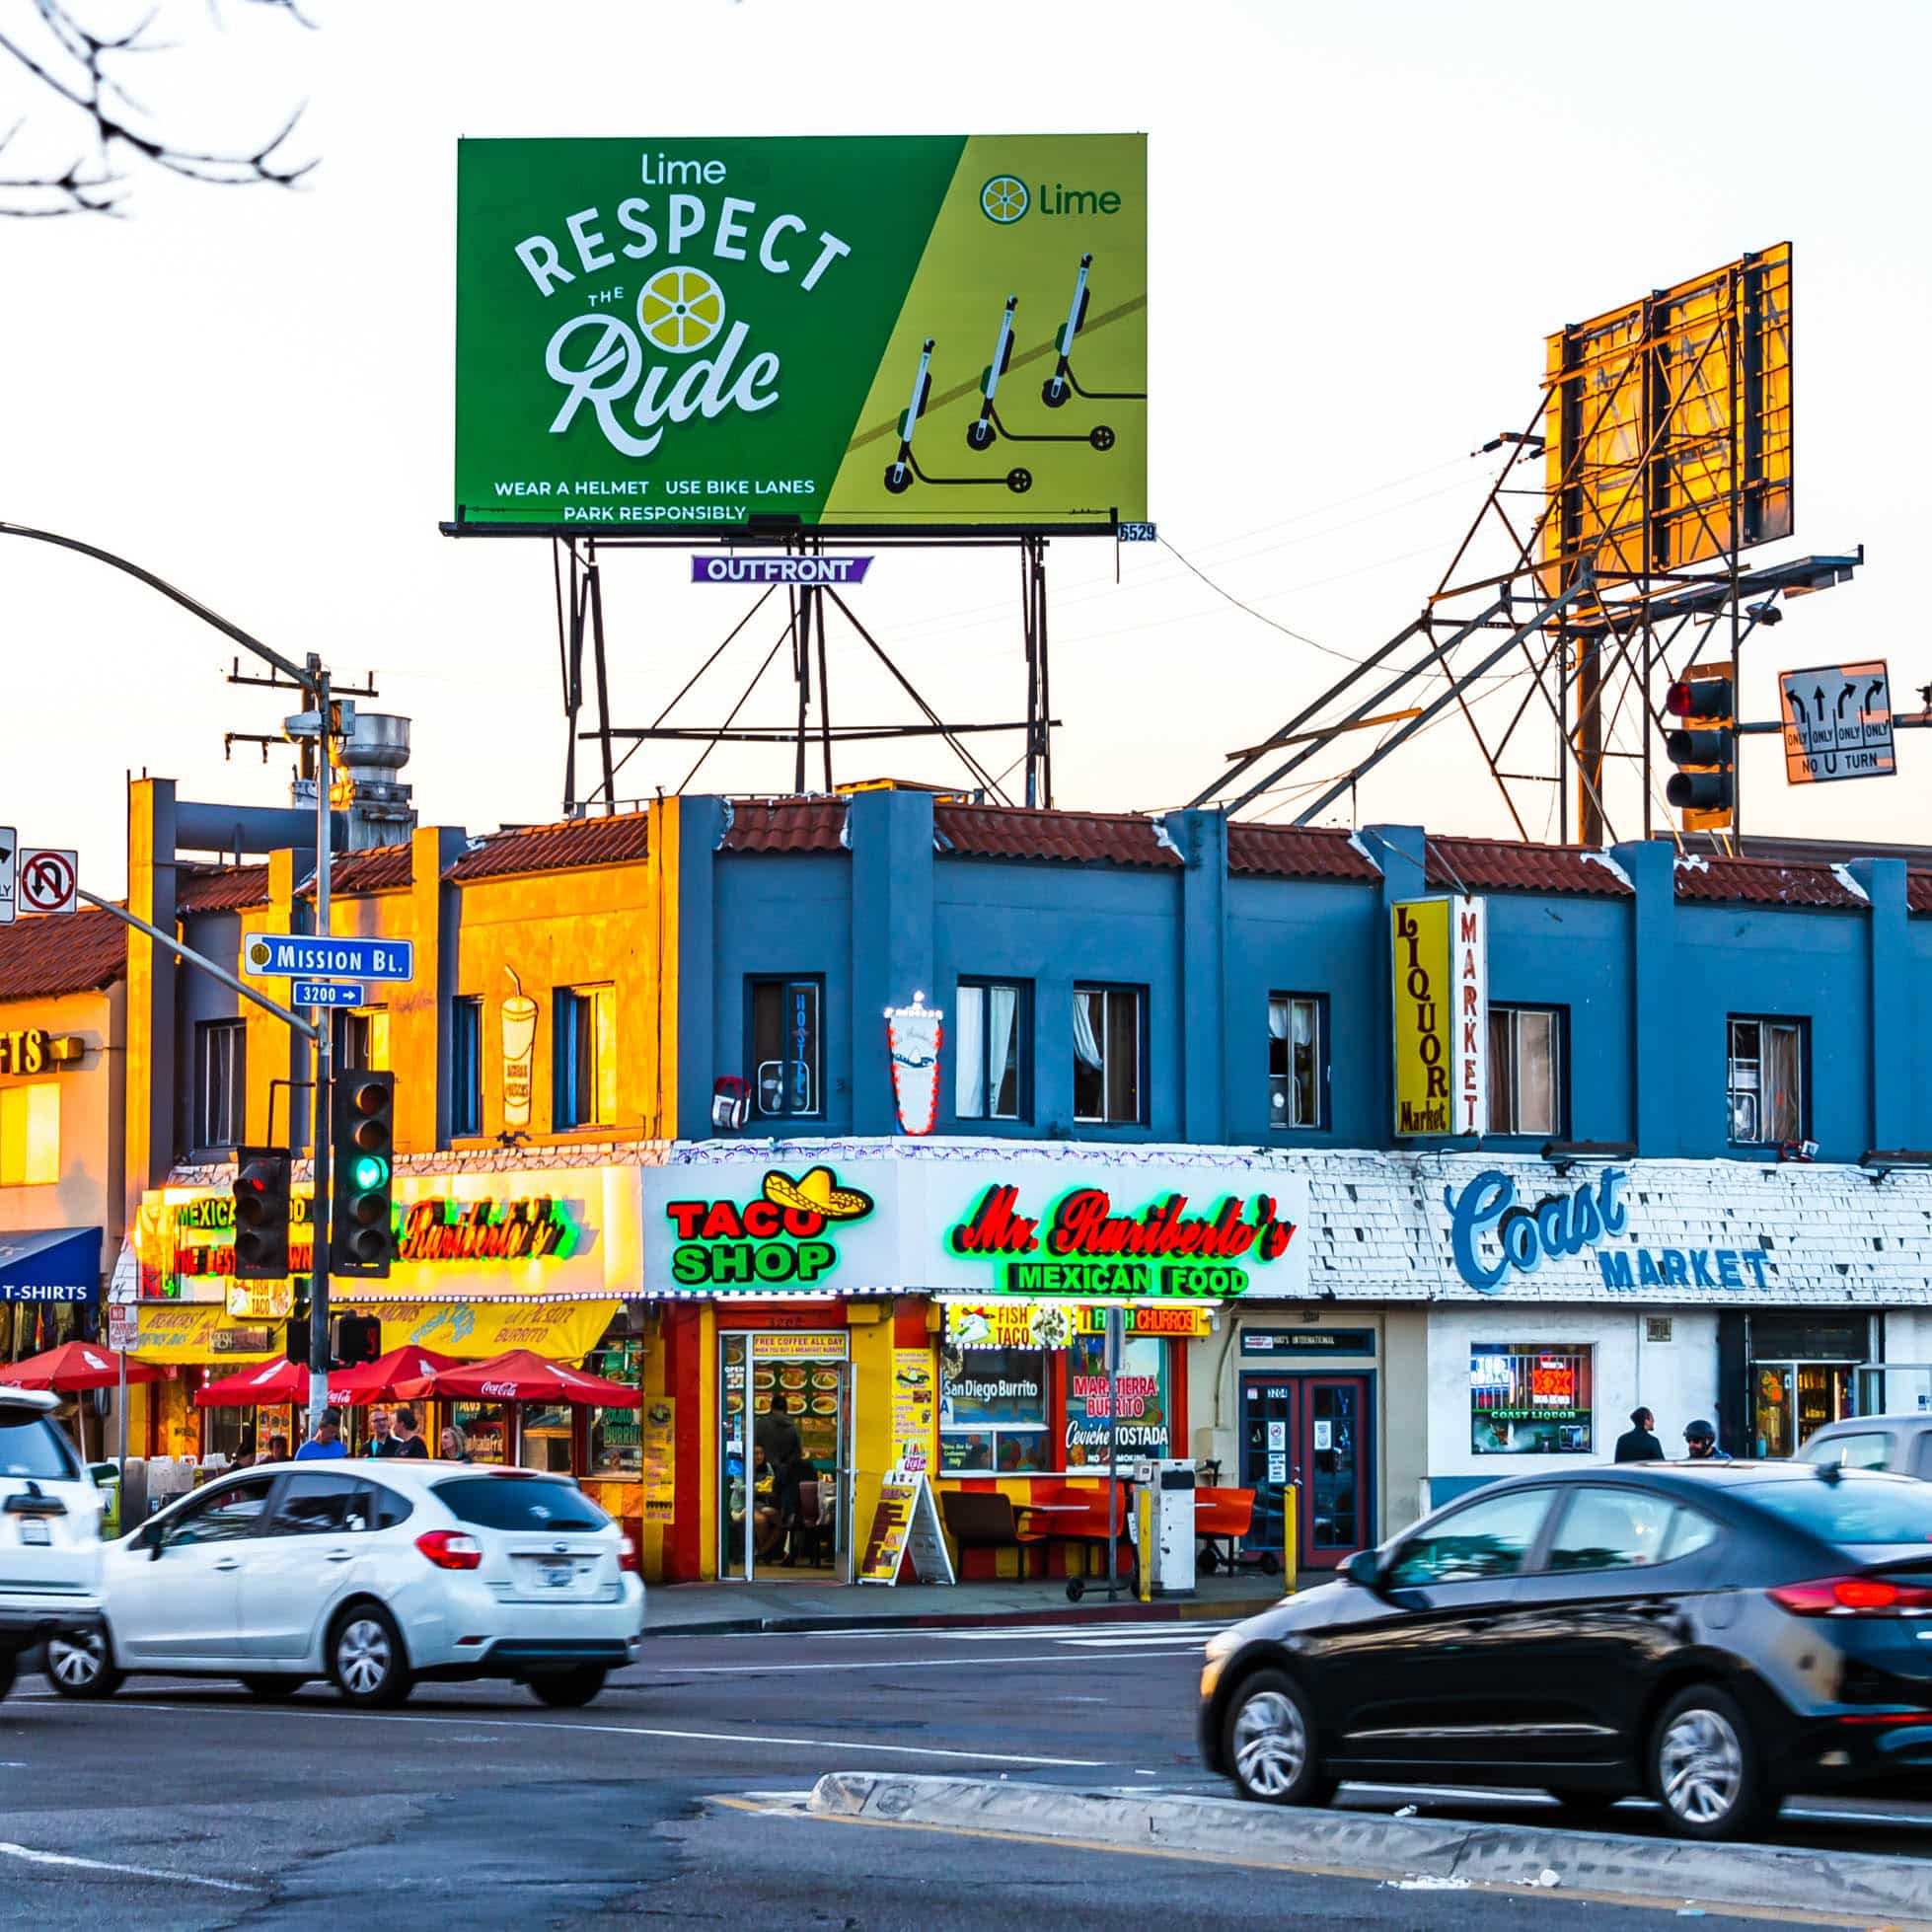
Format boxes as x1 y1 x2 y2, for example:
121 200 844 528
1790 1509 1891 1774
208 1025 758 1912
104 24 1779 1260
1296 1375 1372 1571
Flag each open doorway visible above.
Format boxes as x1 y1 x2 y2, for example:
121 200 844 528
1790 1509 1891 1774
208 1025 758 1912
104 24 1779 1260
719 1331 853 1582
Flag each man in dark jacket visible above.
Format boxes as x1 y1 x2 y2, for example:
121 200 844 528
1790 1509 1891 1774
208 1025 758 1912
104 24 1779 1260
1613 1406 1665 1462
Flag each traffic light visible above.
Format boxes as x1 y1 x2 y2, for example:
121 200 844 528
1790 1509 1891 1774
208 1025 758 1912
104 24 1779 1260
332 1312 382 1366
330 1071 396 1277
1666 663 1737 831
232 1148 293 1281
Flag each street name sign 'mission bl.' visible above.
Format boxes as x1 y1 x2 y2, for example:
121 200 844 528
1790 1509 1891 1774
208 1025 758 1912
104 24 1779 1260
243 936 415 984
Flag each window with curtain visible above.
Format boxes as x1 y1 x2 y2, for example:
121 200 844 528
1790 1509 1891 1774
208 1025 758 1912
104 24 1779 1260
0 1083 59 1185
554 984 617 1129
1486 1004 1563 1137
1728 1016 1804 1144
196 1018 246 1150
749 977 822 1118
955 978 1030 1121
450 996 483 1139
333 1008 390 1075
1073 984 1143 1124
1267 994 1323 1129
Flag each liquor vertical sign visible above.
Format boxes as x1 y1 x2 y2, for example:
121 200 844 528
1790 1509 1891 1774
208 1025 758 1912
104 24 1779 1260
1391 896 1487 1138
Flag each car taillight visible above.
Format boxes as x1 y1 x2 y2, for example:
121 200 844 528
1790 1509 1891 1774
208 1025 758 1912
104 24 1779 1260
415 1529 483 1571
1770 1575 1932 1616
618 1534 640 1576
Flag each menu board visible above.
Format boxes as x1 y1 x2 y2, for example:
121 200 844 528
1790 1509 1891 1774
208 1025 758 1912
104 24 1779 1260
857 1472 953 1587
891 1350 935 1475
640 1397 675 1523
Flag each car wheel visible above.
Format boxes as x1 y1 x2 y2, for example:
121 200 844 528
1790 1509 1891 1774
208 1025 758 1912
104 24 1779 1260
529 1667 607 1709
1223 1669 1334 1807
240 1675 307 1700
329 1605 413 1709
44 1628 123 1699
1649 1684 1777 1840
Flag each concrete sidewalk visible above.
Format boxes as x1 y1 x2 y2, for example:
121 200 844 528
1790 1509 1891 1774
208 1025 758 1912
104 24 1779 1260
646 1568 1284 1635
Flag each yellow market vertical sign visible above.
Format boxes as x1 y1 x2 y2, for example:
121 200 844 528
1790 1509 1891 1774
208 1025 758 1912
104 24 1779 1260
1391 897 1487 1138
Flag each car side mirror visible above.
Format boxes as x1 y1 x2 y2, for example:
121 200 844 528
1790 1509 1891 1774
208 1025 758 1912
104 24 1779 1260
1343 1548 1383 1590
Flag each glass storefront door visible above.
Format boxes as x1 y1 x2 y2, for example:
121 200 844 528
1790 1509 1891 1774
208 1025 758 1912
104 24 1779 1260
1237 1373 1373 1571
1752 1359 1854 1456
718 1331 854 1582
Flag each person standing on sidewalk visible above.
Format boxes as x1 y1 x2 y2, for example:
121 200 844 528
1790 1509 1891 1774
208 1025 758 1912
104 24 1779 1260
1613 1407 1664 1462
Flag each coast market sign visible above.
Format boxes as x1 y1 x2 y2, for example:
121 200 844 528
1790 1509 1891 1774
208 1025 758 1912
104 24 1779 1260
1445 1165 1771 1295
454 133 1147 535
642 1156 1308 1301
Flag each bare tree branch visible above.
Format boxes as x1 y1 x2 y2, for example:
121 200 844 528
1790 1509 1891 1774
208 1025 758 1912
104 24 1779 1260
0 0 314 217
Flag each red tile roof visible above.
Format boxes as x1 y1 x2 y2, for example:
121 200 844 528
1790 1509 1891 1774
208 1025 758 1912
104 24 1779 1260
1226 824 1379 882
176 865 269 913
327 845 412 894
933 804 1179 868
1673 856 1866 910
722 798 847 855
447 812 651 882
0 908 126 1001
1426 836 1632 898
1910 871 1932 916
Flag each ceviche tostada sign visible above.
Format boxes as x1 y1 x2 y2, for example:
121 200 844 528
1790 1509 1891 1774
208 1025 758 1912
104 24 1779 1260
454 134 1148 534
641 1156 1306 1300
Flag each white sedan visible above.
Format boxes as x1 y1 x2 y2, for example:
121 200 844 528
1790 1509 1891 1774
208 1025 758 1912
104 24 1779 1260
44 1460 644 1707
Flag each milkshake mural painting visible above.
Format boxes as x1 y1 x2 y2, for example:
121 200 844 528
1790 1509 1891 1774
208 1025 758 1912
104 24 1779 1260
501 968 539 1131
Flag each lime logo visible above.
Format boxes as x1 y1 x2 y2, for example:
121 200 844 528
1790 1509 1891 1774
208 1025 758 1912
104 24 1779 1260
247 939 270 971
980 175 1029 224
638 266 726 354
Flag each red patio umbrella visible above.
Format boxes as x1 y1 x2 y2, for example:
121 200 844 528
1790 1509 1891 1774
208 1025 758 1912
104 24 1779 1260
0 1342 162 1392
325 1345 462 1406
392 1348 642 1408
194 1356 308 1408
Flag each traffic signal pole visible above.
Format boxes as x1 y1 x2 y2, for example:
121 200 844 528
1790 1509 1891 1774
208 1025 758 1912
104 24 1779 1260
308 663 334 1437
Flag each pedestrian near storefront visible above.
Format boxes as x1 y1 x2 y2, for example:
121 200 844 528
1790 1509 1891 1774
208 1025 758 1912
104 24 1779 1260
1682 1418 1732 1463
438 1425 471 1462
365 1411 396 1456
254 1433 289 1467
392 1408 429 1458
296 1409 348 1460
1613 1407 1665 1463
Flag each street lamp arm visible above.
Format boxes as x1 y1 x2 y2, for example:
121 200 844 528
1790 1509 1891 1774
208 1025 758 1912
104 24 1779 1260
0 520 310 690
76 887 319 1043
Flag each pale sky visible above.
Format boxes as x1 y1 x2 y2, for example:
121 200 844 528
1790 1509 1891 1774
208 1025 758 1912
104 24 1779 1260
7 0 1928 895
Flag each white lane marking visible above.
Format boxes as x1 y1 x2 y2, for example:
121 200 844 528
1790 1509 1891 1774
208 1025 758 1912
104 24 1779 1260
652 1650 1195 1674
804 1621 1237 1643
99 1702 1108 1769
0 1841 256 1893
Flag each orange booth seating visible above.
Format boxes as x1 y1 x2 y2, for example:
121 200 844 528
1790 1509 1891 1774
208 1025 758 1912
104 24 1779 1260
1013 1481 1134 1586
1193 1485 1257 1574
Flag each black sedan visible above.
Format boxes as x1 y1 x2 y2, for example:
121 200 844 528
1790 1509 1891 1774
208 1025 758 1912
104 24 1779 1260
1200 1462 1932 1839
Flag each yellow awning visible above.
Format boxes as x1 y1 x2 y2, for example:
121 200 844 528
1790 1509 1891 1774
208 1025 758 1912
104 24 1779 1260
364 1299 622 1363
130 1303 282 1366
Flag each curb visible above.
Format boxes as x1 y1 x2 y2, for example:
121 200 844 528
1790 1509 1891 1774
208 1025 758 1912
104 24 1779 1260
804 1773 1932 1924
648 1598 1246 1639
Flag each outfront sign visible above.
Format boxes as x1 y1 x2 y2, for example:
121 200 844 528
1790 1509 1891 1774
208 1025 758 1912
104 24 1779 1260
642 1155 1308 1301
1391 896 1487 1138
454 135 1148 535
243 935 414 983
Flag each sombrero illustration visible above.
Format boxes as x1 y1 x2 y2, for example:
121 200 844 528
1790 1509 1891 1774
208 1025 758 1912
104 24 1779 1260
762 1165 874 1223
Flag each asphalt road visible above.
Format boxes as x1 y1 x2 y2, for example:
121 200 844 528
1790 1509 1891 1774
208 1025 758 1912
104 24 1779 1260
1 1619 1929 1928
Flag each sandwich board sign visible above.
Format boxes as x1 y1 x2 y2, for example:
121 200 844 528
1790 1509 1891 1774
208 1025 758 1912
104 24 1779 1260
1780 660 1895 785
857 1470 955 1586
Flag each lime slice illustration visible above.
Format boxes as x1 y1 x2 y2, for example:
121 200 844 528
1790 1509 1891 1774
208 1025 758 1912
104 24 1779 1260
980 175 1028 224
637 267 727 352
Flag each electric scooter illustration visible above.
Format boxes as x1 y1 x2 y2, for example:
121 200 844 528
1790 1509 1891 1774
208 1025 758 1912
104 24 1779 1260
1041 253 1149 409
883 336 1031 496
965 295 1115 453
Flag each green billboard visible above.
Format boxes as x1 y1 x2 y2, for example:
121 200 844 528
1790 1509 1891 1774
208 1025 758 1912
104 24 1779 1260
454 135 1147 535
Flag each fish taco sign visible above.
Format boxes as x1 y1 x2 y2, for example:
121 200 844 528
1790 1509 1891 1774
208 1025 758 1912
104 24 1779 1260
454 134 1148 534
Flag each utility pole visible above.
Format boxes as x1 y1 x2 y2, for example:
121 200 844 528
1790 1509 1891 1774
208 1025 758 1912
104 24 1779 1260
308 660 334 1433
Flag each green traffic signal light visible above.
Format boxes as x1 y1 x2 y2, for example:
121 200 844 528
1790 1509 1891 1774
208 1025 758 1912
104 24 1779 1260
350 1152 390 1191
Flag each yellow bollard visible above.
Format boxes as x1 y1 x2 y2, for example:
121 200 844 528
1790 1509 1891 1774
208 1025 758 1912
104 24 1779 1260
1136 1484 1153 1603
1281 1489 1299 1598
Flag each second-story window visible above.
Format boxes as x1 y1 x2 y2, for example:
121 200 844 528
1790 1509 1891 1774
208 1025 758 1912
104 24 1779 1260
1487 1004 1563 1138
1268 994 1323 1130
750 977 822 1119
956 978 1030 1122
1074 984 1143 1125
1729 1015 1803 1145
334 1008 390 1075
196 1019 246 1151
555 985 617 1129
0 1083 59 1185
451 996 483 1139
